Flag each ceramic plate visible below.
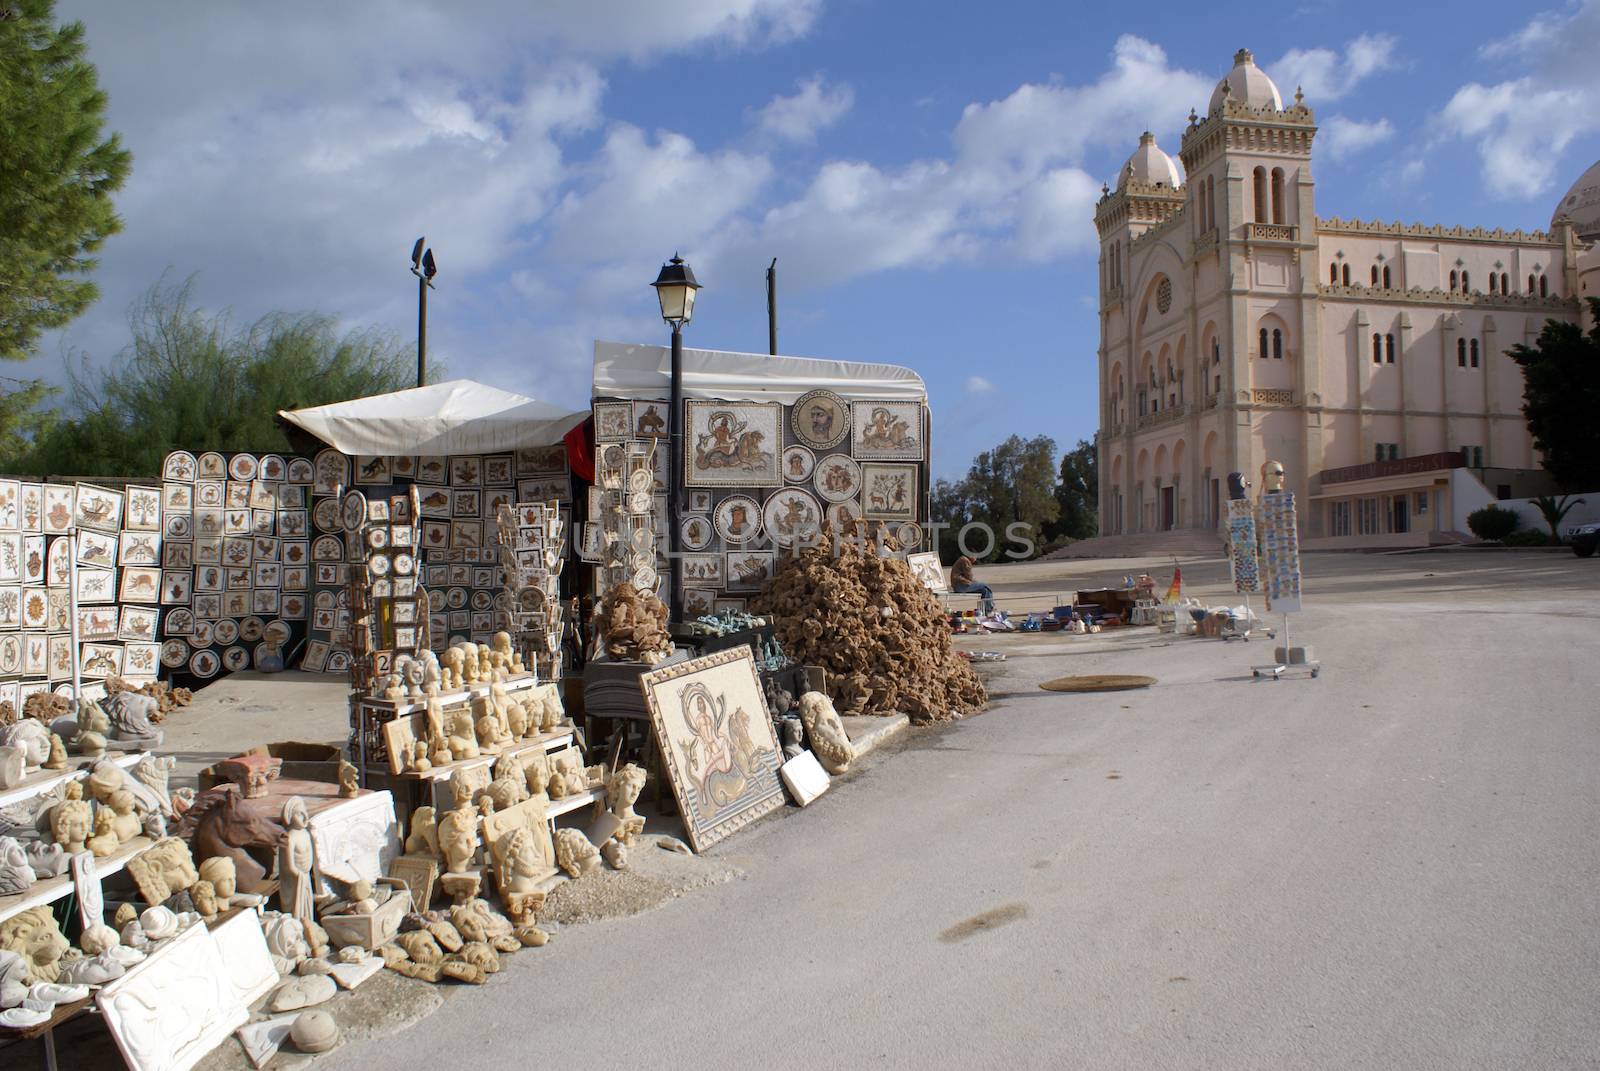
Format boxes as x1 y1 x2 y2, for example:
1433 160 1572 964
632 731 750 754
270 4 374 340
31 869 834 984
628 490 652 515
312 498 341 532
228 453 258 481
813 454 862 503
471 590 492 611
447 587 467 609
826 499 863 530
680 514 714 551
782 445 816 483
713 495 763 544
368 552 390 577
240 616 264 641
222 646 250 672
896 521 924 548
367 527 389 550
163 451 197 482
341 490 367 533
161 639 190 667
763 488 822 546
392 553 414 575
790 389 851 450
189 649 220 677
191 620 215 647
214 619 240 645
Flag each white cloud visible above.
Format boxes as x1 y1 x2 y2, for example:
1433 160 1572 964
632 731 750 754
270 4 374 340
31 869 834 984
1399 159 1425 184
1319 116 1396 160
752 76 854 143
1270 34 1399 104
964 375 996 394
1434 0 1600 199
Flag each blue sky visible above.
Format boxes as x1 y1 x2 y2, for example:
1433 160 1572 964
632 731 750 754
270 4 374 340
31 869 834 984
32 0 1600 478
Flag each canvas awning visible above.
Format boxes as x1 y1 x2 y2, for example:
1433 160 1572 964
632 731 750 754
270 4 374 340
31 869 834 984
279 380 589 456
592 341 927 405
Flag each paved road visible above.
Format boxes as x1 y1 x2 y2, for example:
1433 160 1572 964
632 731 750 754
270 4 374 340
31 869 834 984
326 551 1599 1070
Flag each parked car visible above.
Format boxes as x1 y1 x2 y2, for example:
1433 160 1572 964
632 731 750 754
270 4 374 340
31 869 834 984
1570 521 1599 558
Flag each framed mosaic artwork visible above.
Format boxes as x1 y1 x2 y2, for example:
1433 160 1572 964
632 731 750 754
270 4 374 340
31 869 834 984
684 401 781 487
593 401 633 441
860 464 918 521
851 401 925 461
789 389 850 451
639 647 785 853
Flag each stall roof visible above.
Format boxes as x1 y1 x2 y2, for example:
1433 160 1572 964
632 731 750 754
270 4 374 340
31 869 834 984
593 341 927 405
279 379 588 456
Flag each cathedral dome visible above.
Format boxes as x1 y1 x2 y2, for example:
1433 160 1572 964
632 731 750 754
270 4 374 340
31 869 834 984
1208 48 1284 113
1117 131 1183 190
1552 159 1600 241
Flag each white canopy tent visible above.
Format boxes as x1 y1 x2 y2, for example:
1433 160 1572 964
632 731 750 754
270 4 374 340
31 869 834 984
279 379 589 456
592 341 927 405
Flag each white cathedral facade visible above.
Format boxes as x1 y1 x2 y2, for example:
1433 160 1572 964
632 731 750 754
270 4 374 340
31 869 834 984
1095 48 1598 545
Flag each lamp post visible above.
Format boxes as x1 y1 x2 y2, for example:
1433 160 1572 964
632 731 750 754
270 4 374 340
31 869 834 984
651 253 701 621
410 238 438 388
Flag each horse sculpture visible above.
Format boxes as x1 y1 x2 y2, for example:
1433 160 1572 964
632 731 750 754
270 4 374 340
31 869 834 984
175 784 286 893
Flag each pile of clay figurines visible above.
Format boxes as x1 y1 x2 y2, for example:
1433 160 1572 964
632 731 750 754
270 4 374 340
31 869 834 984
0 687 169 793
382 758 650 985
0 753 188 1028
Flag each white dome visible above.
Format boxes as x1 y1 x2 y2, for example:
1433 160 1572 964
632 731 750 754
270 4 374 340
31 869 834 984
1118 131 1183 190
1552 159 1600 241
1208 48 1283 113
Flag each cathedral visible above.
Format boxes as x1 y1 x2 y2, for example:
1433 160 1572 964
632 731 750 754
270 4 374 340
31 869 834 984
1095 48 1600 545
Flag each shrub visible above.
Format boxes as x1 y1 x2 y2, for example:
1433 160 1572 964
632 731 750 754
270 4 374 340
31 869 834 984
1467 505 1519 541
1503 527 1555 547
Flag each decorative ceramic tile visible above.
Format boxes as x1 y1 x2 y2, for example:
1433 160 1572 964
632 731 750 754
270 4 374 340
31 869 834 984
850 400 925 461
97 921 251 1071
684 401 781 487
859 463 918 521
308 790 399 893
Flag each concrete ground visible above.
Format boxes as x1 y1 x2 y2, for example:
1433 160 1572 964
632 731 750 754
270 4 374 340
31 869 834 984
22 549 1600 1069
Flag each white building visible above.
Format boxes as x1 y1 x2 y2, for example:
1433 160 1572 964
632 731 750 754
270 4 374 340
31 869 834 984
1095 48 1598 545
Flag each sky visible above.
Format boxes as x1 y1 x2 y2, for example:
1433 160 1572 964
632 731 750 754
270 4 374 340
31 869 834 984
27 0 1600 478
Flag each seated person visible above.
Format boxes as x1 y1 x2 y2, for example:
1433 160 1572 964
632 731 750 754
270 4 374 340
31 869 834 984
949 554 995 613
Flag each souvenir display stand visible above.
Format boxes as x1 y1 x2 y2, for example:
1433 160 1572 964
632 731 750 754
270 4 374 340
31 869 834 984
1250 484 1318 680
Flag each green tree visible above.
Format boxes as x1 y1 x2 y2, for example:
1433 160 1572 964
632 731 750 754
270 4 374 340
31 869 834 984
1507 299 1600 491
0 0 132 452
931 435 1059 560
13 277 420 476
1529 493 1585 545
1045 438 1098 542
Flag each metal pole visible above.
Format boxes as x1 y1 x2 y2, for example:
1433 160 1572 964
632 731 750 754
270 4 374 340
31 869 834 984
416 272 428 388
669 321 684 620
67 526 82 712
766 258 777 356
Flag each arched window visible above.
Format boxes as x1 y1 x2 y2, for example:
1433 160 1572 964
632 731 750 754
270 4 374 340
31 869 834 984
1385 334 1396 363
1457 339 1467 367
1272 329 1283 359
1331 263 1339 285
1342 263 1351 285
1372 333 1382 364
1450 270 1458 291
1529 273 1537 294
1382 266 1392 288
1253 167 1268 222
1259 327 1269 359
1470 339 1480 367
1270 168 1286 225
1212 338 1221 364
1502 272 1510 294
1489 274 1498 293
1540 275 1549 297
1371 265 1379 286
1208 176 1216 230
1462 270 1470 292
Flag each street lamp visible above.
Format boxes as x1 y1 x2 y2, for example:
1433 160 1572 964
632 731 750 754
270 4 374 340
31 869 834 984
410 237 438 388
652 254 700 621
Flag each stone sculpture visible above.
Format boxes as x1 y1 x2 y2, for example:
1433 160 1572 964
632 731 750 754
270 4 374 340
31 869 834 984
0 745 23 789
291 1009 340 1053
0 719 49 766
494 827 549 899
439 647 464 691
265 915 310 976
87 807 120 857
25 842 66 879
76 731 106 758
0 837 35 895
420 650 442 696
535 686 564 734
781 716 805 760
108 791 141 842
131 753 177 816
472 694 510 749
198 856 236 910
553 828 600 878
442 703 479 760
76 697 110 739
104 691 162 743
175 784 284 892
505 695 530 738
125 836 201 906
50 782 91 853
0 907 70 984
798 691 856 775
404 807 438 857
191 880 219 918
278 797 316 934
337 758 359 799
41 733 67 770
492 631 525 675
437 802 478 876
